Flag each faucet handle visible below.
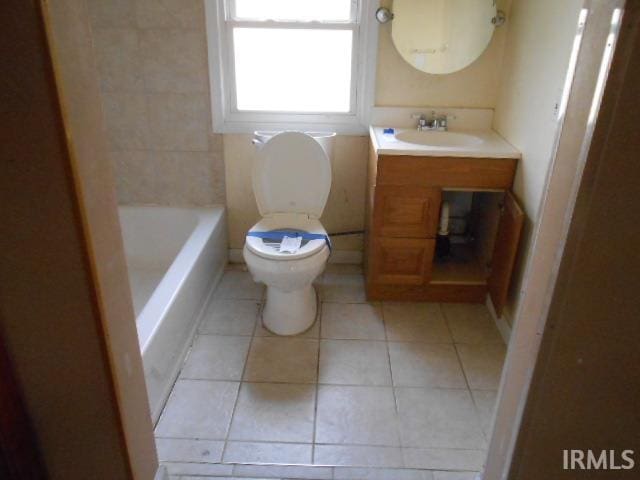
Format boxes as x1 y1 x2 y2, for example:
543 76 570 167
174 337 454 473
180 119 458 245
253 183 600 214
411 113 429 130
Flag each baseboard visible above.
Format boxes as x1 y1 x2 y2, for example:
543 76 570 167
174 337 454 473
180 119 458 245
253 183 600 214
149 267 224 425
486 296 512 345
328 250 363 264
228 248 362 265
154 465 168 480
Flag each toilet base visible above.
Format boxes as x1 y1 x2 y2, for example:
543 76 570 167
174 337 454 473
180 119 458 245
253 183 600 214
262 284 318 336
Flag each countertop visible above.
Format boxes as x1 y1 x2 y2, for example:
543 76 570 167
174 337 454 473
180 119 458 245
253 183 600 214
370 126 521 159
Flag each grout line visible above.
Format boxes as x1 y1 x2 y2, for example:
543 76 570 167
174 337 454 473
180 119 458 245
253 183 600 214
441 302 475 394
219 299 262 462
379 302 405 467
443 303 489 445
194 331 473 343
155 435 487 452
174 377 473 391
311 290 323 464
174 377 475 393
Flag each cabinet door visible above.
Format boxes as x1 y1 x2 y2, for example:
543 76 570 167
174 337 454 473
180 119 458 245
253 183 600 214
373 186 441 238
371 237 435 285
488 191 525 316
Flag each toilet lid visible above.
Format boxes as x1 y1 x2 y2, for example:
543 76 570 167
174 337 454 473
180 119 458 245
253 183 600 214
253 132 331 218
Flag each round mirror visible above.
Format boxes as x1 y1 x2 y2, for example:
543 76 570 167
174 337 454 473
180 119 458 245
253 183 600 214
391 0 499 74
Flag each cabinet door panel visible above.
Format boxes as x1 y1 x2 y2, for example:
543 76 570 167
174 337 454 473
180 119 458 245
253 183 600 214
488 191 525 316
373 186 441 238
371 238 435 285
377 156 517 189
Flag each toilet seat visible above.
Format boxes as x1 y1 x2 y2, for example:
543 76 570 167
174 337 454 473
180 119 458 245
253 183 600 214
246 214 328 261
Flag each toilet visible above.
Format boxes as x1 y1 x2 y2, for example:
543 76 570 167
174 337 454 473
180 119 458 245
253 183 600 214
243 131 335 335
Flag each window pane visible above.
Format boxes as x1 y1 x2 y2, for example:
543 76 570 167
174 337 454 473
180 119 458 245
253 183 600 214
233 28 353 112
233 0 353 22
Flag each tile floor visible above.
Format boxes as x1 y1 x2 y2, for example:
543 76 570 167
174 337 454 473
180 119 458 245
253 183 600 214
156 264 506 477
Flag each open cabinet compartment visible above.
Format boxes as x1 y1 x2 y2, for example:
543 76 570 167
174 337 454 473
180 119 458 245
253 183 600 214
431 189 524 314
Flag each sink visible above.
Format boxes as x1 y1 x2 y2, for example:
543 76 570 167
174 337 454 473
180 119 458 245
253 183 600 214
395 130 484 148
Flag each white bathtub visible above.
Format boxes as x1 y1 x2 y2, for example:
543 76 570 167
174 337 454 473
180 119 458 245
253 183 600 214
119 206 227 423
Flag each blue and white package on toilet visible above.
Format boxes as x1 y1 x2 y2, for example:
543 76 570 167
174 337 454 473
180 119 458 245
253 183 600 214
279 235 302 253
246 230 332 252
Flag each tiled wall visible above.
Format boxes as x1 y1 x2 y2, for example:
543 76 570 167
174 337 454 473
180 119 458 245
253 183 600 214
87 0 225 206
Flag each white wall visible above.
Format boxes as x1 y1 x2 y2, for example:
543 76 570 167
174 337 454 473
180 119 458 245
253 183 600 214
492 0 585 320
375 0 511 107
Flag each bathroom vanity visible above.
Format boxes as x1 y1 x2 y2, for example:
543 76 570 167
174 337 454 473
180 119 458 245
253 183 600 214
365 127 524 315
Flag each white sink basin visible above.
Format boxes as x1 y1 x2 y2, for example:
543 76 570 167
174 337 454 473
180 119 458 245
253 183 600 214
395 130 484 148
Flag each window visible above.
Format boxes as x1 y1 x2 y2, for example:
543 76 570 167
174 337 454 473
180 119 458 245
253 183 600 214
205 0 379 133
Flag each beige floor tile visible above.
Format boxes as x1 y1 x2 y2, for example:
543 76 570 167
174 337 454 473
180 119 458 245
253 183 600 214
232 464 333 479
456 343 506 390
333 466 431 480
471 389 498 436
315 385 400 446
155 380 239 439
383 303 452 343
321 303 386 340
388 342 467 388
402 447 486 471
180 335 250 381
441 303 503 344
396 387 485 449
155 438 224 464
319 339 392 386
228 383 316 443
255 316 320 338
314 444 404 468
198 299 260 336
321 273 367 303
214 271 264 300
243 337 319 383
164 463 234 477
433 472 480 480
223 441 312 465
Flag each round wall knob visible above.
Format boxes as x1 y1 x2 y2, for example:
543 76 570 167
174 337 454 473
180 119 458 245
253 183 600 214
375 7 394 24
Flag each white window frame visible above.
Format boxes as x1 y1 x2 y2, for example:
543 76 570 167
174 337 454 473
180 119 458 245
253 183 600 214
204 0 379 134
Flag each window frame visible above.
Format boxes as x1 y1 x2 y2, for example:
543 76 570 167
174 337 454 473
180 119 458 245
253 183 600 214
204 0 379 134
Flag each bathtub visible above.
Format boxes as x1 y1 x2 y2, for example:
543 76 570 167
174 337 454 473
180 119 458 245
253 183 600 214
119 206 227 423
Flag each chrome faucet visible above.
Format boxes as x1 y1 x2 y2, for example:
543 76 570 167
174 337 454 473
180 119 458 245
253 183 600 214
413 112 449 131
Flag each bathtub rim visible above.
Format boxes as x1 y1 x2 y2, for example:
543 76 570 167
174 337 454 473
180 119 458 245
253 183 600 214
121 205 224 354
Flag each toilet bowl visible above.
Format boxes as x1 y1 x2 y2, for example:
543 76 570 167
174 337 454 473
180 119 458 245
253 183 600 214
243 131 334 335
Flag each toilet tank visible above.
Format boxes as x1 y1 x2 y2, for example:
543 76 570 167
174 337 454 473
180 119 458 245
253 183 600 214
253 130 336 160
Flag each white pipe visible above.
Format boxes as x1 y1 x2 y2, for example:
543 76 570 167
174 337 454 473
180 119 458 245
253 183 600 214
439 202 450 235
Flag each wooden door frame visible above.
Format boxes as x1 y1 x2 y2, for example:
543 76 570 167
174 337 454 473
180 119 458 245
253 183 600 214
484 0 633 478
0 326 46 479
1 0 158 478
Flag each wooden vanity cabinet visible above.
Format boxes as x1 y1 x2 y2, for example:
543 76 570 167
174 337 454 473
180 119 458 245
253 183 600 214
365 147 524 315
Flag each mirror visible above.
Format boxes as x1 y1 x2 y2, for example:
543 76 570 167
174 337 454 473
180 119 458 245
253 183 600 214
390 0 500 74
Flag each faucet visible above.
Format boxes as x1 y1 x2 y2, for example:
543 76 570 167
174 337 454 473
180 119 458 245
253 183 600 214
413 112 448 131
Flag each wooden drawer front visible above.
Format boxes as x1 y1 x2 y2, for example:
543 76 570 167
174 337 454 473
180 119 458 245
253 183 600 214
371 238 435 285
377 156 517 190
373 186 441 238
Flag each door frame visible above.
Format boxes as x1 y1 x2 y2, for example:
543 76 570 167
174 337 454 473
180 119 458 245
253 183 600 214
484 0 630 478
0 326 46 479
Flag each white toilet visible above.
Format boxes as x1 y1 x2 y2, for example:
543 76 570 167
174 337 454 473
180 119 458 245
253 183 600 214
243 131 334 335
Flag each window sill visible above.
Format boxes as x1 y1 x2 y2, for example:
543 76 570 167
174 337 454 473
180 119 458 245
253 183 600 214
213 114 370 135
